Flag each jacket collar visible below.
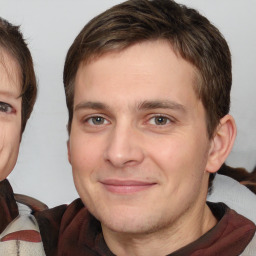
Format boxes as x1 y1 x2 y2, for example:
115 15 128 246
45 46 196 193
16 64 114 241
0 179 19 234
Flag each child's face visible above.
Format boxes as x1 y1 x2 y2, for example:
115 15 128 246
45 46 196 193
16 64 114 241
0 50 22 180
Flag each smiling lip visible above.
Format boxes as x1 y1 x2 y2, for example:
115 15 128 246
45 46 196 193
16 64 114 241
100 180 156 194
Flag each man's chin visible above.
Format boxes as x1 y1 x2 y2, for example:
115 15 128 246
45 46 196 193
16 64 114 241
98 209 164 235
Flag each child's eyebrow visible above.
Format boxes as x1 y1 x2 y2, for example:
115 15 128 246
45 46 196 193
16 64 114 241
0 90 20 98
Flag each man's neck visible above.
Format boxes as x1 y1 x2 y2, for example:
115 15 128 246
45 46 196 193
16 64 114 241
102 203 217 256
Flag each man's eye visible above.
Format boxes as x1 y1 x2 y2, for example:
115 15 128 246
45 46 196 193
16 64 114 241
0 102 13 114
87 116 109 125
148 116 171 125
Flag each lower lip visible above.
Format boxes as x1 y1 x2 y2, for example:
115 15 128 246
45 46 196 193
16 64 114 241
102 184 155 194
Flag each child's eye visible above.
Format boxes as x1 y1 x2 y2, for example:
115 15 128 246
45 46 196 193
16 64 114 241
148 116 171 126
86 116 109 125
0 102 13 114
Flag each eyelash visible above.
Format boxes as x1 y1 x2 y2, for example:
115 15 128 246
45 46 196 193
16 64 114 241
0 101 14 114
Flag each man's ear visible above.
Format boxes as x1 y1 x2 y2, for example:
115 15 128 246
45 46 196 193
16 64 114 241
206 114 236 174
67 139 71 164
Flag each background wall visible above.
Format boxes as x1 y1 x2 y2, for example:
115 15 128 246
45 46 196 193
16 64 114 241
1 0 255 207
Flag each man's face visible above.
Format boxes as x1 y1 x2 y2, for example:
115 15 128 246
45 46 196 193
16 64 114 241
69 40 213 235
0 50 22 180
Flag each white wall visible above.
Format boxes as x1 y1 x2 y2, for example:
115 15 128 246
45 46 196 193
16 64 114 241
1 0 255 207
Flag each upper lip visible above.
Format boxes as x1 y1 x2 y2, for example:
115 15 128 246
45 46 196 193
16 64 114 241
100 179 156 186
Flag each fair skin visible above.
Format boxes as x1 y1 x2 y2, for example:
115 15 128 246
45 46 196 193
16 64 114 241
68 40 236 256
0 50 22 181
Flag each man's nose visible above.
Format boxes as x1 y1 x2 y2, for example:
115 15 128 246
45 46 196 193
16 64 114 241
103 124 144 168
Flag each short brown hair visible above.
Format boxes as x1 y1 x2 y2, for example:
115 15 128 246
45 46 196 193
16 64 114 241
63 0 232 190
0 17 37 134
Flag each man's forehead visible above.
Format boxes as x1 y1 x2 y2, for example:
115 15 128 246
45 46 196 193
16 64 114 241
74 40 202 107
77 40 199 76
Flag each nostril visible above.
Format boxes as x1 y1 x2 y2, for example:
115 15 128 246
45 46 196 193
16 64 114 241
104 149 144 168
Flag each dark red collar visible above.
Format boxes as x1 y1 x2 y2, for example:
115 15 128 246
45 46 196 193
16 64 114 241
0 179 19 234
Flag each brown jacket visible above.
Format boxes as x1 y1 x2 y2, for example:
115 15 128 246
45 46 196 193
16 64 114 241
35 199 256 255
1 179 255 256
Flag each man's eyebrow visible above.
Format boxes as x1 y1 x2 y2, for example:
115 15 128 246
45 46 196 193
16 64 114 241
74 101 109 111
137 100 186 112
74 100 186 112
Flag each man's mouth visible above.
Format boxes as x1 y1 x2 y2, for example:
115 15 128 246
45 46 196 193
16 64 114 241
100 179 157 194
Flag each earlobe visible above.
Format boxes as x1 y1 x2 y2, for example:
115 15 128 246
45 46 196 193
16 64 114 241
206 114 237 173
67 139 72 164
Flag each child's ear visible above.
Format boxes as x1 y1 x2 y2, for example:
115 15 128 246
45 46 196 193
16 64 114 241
206 114 236 173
